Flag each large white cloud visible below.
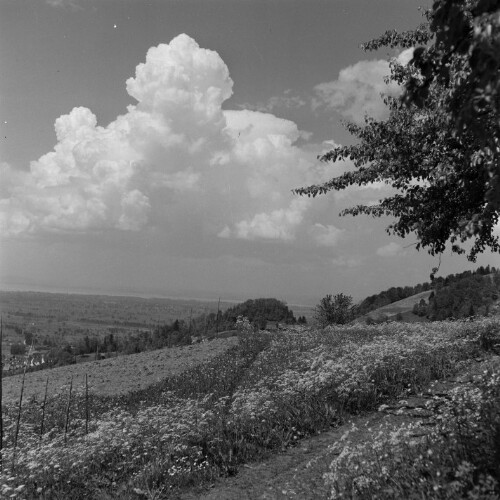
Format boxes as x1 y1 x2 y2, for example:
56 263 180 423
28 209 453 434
0 35 320 243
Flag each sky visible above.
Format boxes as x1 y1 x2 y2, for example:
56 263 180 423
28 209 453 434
1 0 499 305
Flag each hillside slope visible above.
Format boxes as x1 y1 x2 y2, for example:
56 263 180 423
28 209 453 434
354 290 433 323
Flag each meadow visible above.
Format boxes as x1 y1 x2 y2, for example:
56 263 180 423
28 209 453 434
1 317 500 499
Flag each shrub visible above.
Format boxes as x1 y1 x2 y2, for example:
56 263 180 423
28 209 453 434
314 293 353 327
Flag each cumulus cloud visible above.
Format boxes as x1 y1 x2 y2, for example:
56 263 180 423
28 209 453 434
313 59 398 123
220 198 311 241
376 242 404 257
0 34 320 244
313 49 414 124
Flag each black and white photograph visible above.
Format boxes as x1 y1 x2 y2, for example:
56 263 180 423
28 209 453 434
1 0 499 497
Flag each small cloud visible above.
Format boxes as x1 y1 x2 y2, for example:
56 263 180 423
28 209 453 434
298 130 313 141
331 256 364 268
396 47 415 66
240 89 306 114
376 242 404 257
310 223 345 247
217 225 231 239
313 59 401 124
46 0 81 9
322 140 341 147
228 198 311 242
266 90 306 112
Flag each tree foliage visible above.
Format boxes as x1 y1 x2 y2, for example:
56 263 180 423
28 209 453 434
223 298 296 330
314 293 353 327
406 1 500 202
295 1 499 261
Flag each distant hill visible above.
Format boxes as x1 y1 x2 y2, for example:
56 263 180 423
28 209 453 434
354 266 500 324
354 290 434 324
354 282 433 318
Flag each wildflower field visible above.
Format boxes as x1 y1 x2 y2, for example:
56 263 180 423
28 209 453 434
2 318 500 499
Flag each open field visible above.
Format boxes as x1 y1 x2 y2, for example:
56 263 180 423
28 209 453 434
2 317 500 499
2 337 237 403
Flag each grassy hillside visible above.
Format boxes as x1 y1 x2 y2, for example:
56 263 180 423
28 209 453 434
2 318 500 499
354 290 433 323
352 267 500 324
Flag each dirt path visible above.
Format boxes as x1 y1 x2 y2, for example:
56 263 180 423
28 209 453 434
178 355 500 500
179 413 384 500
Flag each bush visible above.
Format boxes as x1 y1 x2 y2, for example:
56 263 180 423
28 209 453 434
315 293 353 327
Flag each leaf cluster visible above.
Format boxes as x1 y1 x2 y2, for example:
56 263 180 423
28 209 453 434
405 0 500 216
